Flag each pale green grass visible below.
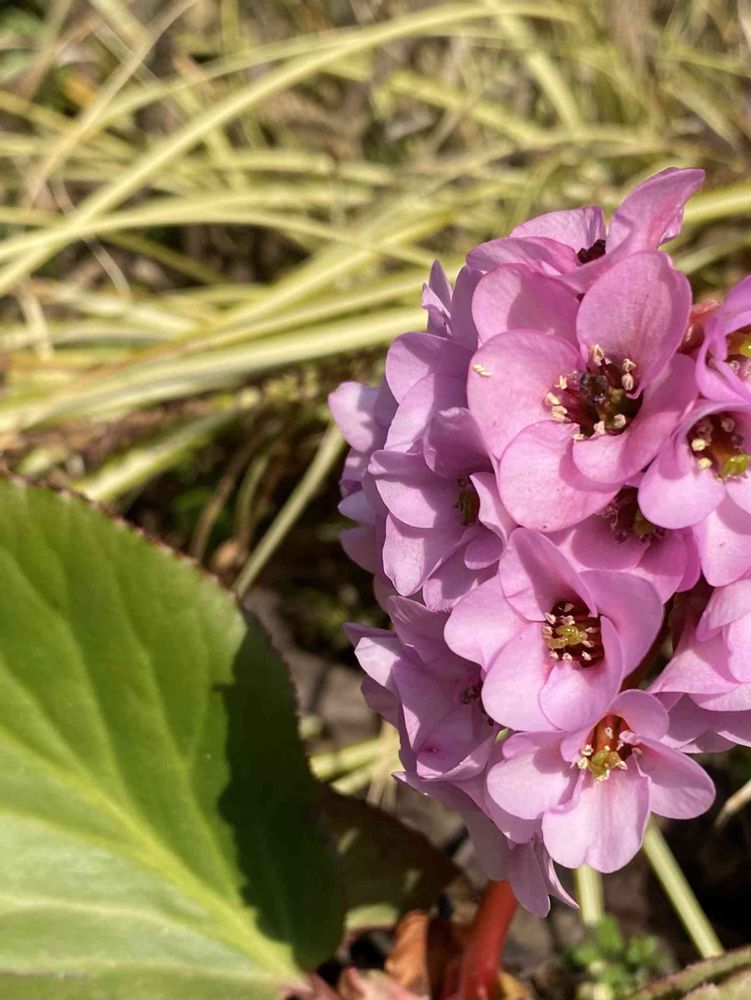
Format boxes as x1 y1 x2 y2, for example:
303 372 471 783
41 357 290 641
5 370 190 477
1 0 749 477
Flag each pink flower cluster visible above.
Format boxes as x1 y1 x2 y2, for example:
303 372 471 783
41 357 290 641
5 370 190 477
330 168 751 917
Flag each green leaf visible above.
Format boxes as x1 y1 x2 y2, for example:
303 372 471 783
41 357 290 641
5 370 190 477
595 914 624 955
322 788 460 931
0 477 343 998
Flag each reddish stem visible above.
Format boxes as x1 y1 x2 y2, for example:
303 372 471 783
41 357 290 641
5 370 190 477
453 879 517 1000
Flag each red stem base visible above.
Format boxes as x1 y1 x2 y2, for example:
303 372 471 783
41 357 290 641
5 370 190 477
451 879 517 1000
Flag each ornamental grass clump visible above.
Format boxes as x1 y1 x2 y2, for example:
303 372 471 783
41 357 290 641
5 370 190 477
330 168 751 927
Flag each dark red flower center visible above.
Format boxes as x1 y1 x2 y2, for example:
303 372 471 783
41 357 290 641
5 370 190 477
578 714 635 780
455 476 480 524
542 599 603 667
600 487 663 543
689 413 750 480
545 348 642 437
461 682 482 704
577 238 607 264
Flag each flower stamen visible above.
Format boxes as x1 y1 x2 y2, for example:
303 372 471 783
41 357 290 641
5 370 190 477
543 599 603 666
689 413 750 480
544 355 642 438
577 238 607 264
577 715 631 780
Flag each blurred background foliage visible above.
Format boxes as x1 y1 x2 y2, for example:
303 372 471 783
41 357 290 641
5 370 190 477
2 0 751 600
3 1 751 991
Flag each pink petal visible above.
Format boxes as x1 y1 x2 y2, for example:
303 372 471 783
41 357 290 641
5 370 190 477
361 677 402 730
482 626 552 730
639 435 724 530
445 574 525 668
385 333 470 403
414 711 495 783
701 579 751 634
576 251 691 385
462 811 510 882
499 527 597 621
353 633 405 693
694 497 751 586
486 734 577 820
677 532 702 592
340 447 370 492
607 167 705 251
611 689 669 739
482 766 541 843
449 265 482 349
506 843 555 918
472 264 579 345
634 530 689 603
464 529 504 570
371 449 459 528
512 205 606 248
467 235 577 274
716 711 751 747
726 462 751 516
467 331 580 460
382 515 462 596
422 543 494 611
695 328 748 405
499 422 616 531
694 683 751 712
549 511 643 573
338 488 374 524
374 380 398 425
341 524 378 573
422 259 452 314
638 739 715 819
392 658 452 748
545 852 578 909
718 274 751 326
542 766 650 873
659 694 734 752
472 471 517 541
423 407 490 477
387 596 465 680
581 570 663 669
385 374 465 451
329 381 381 451
649 631 736 696
726 617 751 682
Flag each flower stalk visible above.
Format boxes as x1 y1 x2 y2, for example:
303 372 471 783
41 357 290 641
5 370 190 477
452 880 517 1000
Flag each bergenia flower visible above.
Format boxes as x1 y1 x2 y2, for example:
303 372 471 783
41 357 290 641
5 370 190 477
348 597 500 782
547 483 700 602
446 529 663 731
697 275 751 404
468 251 694 531
468 167 704 292
639 400 751 585
370 408 511 608
651 580 751 714
486 690 714 873
330 166 751 915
